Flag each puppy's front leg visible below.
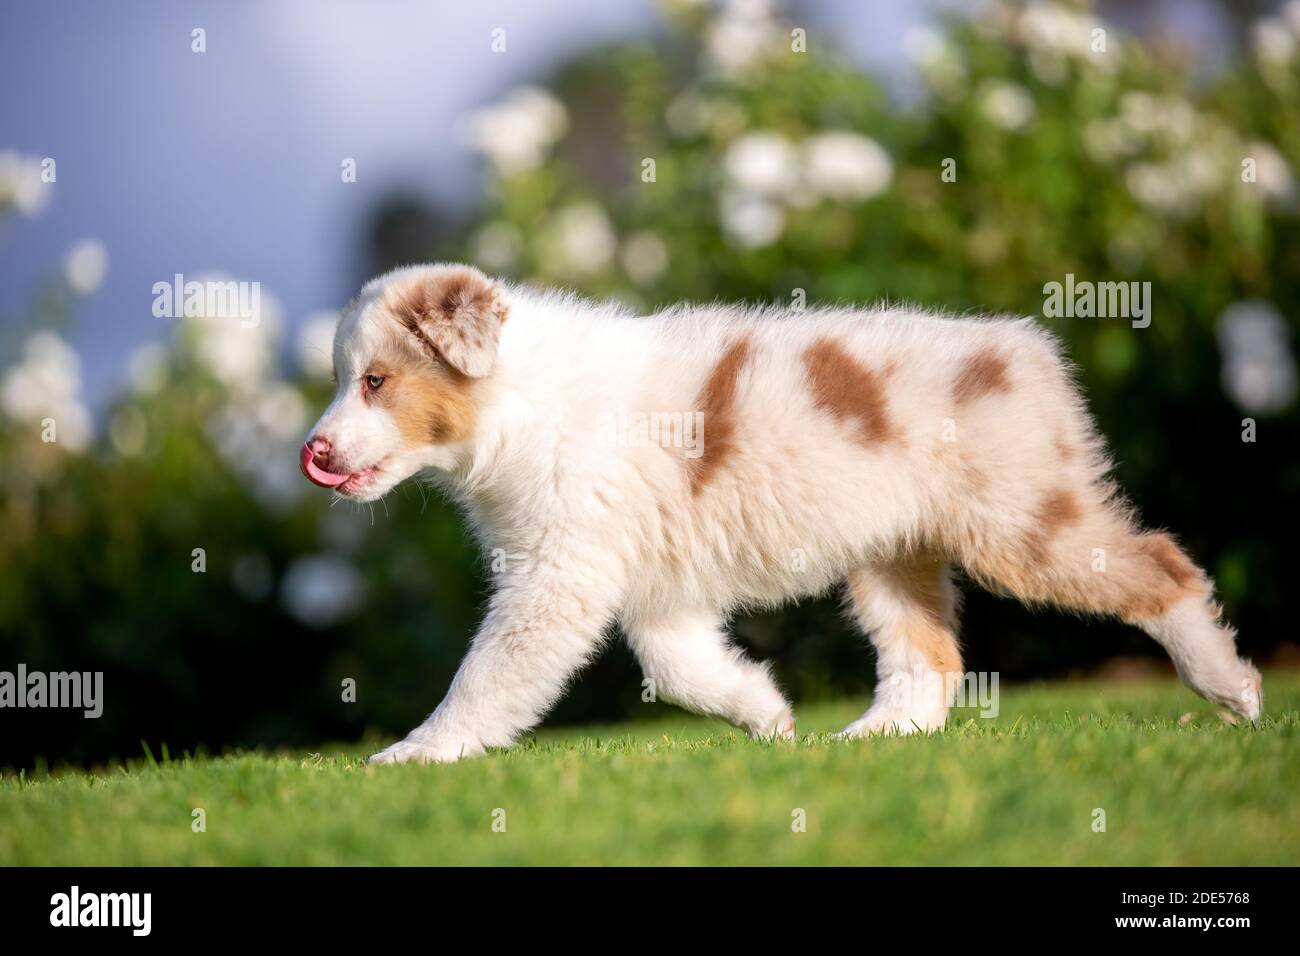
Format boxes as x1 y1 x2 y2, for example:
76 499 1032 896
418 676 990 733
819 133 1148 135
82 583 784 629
369 576 616 765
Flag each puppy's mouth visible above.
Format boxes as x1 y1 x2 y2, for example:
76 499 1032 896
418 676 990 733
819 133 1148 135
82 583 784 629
299 444 381 495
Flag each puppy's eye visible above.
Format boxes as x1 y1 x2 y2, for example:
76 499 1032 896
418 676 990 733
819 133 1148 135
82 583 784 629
365 374 385 391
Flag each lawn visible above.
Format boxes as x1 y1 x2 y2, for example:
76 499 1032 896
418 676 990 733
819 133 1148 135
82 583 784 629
2 671 1297 866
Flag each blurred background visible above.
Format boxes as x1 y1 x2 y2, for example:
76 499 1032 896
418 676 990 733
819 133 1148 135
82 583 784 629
2 0 1297 770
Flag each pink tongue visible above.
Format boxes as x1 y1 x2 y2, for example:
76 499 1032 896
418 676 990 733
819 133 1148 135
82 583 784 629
300 443 351 488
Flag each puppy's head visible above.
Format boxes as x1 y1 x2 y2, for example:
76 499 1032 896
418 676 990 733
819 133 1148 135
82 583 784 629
300 263 507 501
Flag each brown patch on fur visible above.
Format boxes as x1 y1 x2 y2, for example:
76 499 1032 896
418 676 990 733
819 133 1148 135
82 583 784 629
1118 533 1206 620
365 334 479 446
387 368 478 445
1040 488 1084 529
958 497 1210 624
381 266 507 377
689 338 752 494
802 338 897 446
847 561 962 675
385 267 503 330
1134 533 1200 589
1120 591 1174 622
953 347 1012 404
1054 437 1075 462
901 566 962 674
1023 489 1084 563
914 615 962 674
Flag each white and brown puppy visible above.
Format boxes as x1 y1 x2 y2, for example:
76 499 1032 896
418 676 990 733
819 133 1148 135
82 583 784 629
302 262 1261 764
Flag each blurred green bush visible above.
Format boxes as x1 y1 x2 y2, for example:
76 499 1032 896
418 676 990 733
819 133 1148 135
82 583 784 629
1 1 1296 767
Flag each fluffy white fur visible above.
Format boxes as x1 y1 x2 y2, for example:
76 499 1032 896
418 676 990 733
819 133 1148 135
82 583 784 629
302 263 1262 764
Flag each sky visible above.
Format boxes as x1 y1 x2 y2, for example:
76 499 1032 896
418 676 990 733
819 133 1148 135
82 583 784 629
0 0 932 408
0 0 1232 408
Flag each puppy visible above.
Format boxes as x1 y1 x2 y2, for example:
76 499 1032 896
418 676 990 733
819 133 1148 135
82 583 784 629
301 263 1261 763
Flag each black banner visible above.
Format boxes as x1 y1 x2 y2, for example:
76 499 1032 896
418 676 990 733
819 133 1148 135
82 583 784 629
0 867 1284 941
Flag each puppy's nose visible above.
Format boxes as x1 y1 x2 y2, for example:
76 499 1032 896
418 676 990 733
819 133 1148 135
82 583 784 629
301 436 350 488
308 436 332 466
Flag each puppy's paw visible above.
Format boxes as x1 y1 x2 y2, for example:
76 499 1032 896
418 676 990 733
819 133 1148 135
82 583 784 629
836 705 947 739
1212 666 1263 724
1235 670 1263 722
754 708 796 740
746 706 796 740
368 736 478 765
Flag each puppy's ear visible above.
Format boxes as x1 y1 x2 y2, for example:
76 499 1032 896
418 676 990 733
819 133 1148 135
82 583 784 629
389 266 509 378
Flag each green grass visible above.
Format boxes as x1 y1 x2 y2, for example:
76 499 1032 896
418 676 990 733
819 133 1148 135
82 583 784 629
3 672 1298 865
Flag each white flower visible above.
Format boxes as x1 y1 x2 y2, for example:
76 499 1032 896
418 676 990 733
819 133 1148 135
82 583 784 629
802 132 893 202
295 311 338 380
0 150 52 218
724 132 799 197
621 231 669 285
551 202 616 275
207 394 303 512
255 383 308 443
196 322 273 386
467 87 568 176
1020 2 1101 59
64 239 108 296
980 81 1036 131
705 0 779 79
1182 149 1220 193
1081 118 1133 164
1217 301 1297 413
1118 92 1194 143
903 26 947 68
0 330 92 451
1253 17 1295 64
471 221 523 272
183 275 282 390
719 190 784 248
1125 163 1188 216
281 555 364 628
127 341 169 396
1245 141 1296 206
2 332 81 417
1017 3 1116 80
1125 145 1222 218
903 26 968 96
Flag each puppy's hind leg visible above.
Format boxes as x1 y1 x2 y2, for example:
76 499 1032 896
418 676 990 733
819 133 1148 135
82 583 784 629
1121 535 1262 721
960 493 1261 722
623 611 794 738
839 559 962 737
